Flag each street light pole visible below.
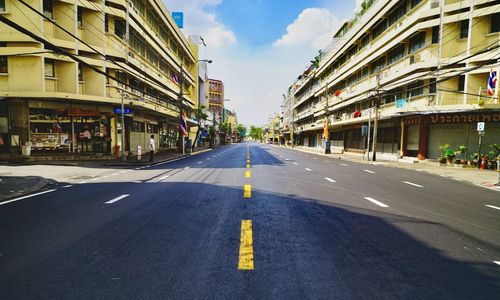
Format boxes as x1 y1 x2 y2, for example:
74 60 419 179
120 91 125 161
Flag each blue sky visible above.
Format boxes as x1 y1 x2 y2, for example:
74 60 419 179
164 0 359 125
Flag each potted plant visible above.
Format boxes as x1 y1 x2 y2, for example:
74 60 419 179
456 145 468 166
444 149 456 165
488 150 496 169
470 152 479 167
438 143 449 165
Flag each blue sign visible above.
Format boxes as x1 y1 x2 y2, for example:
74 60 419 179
395 98 408 108
172 12 184 29
114 107 132 114
201 131 207 138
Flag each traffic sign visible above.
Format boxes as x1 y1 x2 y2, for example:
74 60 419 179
114 107 132 115
477 122 485 132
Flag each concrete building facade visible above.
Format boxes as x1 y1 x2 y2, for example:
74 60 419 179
283 0 500 160
0 0 198 158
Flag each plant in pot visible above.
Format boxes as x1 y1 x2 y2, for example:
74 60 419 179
456 145 468 166
470 152 479 167
488 150 496 169
444 149 456 165
489 144 500 169
438 143 450 165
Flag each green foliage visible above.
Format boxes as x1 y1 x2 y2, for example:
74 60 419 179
490 143 500 158
237 124 247 137
193 105 208 124
249 126 264 141
444 149 455 161
220 121 231 134
438 143 450 157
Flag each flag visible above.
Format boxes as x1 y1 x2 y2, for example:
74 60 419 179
179 111 188 136
487 69 497 96
172 72 179 84
322 117 329 140
335 89 341 97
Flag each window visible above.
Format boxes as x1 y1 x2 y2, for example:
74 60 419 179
460 20 469 39
372 19 387 40
407 80 423 97
408 31 425 53
44 58 55 77
388 1 408 26
77 7 83 27
432 26 439 44
78 64 84 82
114 19 126 39
359 34 370 49
0 0 5 12
43 0 53 19
388 44 405 64
458 75 465 91
371 56 386 74
411 0 422 8
104 15 109 32
491 13 500 33
429 78 436 93
0 56 7 73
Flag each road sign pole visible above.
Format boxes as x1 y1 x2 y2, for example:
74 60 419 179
121 92 125 162
478 134 482 169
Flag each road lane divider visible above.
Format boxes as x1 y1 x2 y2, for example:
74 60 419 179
159 175 170 181
293 162 298 165
238 220 254 270
363 169 375 174
305 168 312 172
245 171 251 178
244 184 252 198
494 261 500 266
363 197 389 208
0 189 57 207
324 177 336 183
403 181 423 188
105 194 130 204
341 163 349 166
486 205 500 211
246 164 250 168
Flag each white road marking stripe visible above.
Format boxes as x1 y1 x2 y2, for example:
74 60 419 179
363 169 375 174
403 181 423 188
453 178 463 181
486 205 500 211
198 161 203 164
105 194 130 204
62 185 73 188
494 261 500 266
364 197 389 208
293 162 298 165
0 189 57 206
341 163 348 166
159 175 170 181
184 167 190 170
324 177 336 183
305 168 312 172
440 174 448 177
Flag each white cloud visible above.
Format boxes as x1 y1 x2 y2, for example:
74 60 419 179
273 8 343 50
163 0 236 48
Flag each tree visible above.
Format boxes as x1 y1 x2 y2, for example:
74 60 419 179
249 126 264 142
192 105 208 150
236 124 247 141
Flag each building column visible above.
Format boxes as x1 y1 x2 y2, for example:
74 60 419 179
8 99 29 152
401 120 408 157
418 116 430 160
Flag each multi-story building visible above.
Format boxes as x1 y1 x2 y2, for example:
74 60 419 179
284 0 500 160
224 109 238 143
208 78 224 129
266 113 281 144
0 0 199 158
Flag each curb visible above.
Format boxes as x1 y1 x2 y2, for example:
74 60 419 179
0 176 51 203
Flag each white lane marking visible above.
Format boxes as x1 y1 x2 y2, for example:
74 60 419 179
440 174 448 177
207 158 210 160
0 189 57 206
62 185 73 188
324 177 336 183
364 197 389 208
159 175 170 181
363 169 375 174
285 158 290 161
184 167 190 170
494 261 500 266
293 162 298 165
486 205 500 211
78 181 87 184
453 178 463 181
112 173 119 176
341 163 349 166
403 181 423 188
198 161 203 164
305 168 312 172
105 194 130 204
313 157 318 160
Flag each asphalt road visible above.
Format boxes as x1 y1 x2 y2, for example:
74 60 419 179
1 143 499 299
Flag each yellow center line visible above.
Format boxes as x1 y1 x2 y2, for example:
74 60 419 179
238 220 254 270
244 184 251 198
246 164 250 168
245 171 251 178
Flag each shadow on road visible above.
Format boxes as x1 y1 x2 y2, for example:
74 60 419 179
0 181 498 299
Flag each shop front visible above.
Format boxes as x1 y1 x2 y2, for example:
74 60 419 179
28 107 113 154
0 101 8 153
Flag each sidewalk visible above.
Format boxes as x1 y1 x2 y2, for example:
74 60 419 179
0 176 53 202
275 144 500 191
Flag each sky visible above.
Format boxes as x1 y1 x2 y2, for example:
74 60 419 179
163 0 362 126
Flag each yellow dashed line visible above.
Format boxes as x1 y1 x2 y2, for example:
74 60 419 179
244 184 251 198
238 220 254 270
245 171 251 178
246 164 250 168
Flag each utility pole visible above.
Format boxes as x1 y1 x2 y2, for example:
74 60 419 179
372 73 381 161
120 92 125 161
178 63 185 155
366 105 372 161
